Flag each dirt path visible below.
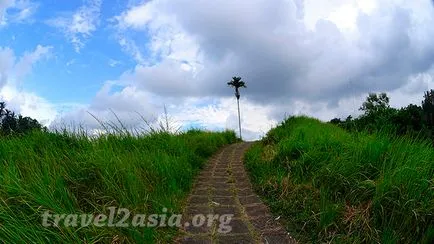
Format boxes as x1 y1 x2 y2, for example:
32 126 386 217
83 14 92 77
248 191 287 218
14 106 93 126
176 142 296 244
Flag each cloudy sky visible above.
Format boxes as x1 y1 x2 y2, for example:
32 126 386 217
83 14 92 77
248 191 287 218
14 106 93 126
0 0 434 140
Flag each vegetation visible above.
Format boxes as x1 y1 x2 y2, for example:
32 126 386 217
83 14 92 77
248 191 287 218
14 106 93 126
227 76 247 140
245 116 434 243
330 90 434 144
0 102 45 136
0 125 237 242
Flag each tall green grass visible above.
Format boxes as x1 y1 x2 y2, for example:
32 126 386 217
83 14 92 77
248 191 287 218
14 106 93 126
245 116 434 243
0 129 237 243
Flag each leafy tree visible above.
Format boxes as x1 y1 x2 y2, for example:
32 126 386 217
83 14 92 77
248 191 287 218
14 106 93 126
422 89 434 127
227 76 246 140
359 92 390 115
392 104 425 136
1 109 17 135
329 118 342 125
0 101 44 136
0 102 6 117
330 91 434 145
355 93 396 132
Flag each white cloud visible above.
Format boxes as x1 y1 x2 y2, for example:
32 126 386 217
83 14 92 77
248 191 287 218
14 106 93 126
50 81 163 132
13 45 52 84
115 0 434 99
66 59 75 66
56 0 434 139
108 59 121 67
0 86 57 125
116 36 146 64
0 44 56 125
114 0 203 68
115 2 154 30
53 85 276 140
0 0 38 26
168 97 277 140
47 0 102 52
0 44 52 88
0 47 15 87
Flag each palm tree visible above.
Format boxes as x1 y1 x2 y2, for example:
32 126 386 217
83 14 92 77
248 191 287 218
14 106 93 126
227 76 246 140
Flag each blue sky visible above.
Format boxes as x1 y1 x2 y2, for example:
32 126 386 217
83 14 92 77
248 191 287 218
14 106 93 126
1 0 131 104
0 0 433 140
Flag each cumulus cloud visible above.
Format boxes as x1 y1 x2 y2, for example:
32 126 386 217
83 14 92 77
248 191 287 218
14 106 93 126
56 0 434 139
52 90 275 140
50 81 163 132
47 0 102 52
0 44 52 89
0 86 57 125
13 45 52 83
113 0 434 103
168 97 277 140
0 47 14 87
0 44 56 125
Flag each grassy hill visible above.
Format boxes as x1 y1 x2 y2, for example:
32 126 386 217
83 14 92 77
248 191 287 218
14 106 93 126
0 129 237 243
245 116 433 243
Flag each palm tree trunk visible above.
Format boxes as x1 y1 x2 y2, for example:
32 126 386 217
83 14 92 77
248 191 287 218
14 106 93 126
237 98 242 140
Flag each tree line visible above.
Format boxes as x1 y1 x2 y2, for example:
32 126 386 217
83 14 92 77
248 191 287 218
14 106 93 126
330 89 434 144
0 102 45 136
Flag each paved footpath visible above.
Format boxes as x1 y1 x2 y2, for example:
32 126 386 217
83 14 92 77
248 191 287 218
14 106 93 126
176 142 296 244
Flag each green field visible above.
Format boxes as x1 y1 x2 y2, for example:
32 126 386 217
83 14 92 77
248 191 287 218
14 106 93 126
245 116 434 243
0 129 237 243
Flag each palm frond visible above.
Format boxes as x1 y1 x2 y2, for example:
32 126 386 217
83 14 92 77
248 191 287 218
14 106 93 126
227 77 246 89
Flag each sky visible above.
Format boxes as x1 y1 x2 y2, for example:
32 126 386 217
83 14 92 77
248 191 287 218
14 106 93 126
0 0 434 140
